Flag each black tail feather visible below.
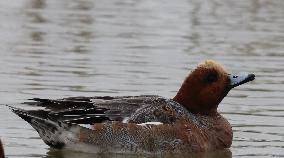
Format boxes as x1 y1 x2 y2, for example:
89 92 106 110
8 105 74 149
8 105 49 123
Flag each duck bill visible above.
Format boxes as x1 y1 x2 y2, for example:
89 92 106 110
228 73 255 90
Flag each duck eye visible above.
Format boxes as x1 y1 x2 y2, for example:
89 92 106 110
205 73 218 83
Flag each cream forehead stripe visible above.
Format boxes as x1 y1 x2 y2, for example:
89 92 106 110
197 60 227 73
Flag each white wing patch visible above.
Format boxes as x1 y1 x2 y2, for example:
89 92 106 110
137 122 163 126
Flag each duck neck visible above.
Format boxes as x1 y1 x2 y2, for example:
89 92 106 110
173 86 218 116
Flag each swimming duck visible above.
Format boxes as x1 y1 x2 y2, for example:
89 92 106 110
10 60 255 153
0 139 4 158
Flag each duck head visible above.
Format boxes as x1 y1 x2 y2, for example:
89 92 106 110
173 60 255 115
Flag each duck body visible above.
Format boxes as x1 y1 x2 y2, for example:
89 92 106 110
10 60 254 154
12 95 232 153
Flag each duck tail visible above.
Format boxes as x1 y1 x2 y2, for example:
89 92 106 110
8 106 80 149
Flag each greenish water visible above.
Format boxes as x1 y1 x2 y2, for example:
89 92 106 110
0 0 283 157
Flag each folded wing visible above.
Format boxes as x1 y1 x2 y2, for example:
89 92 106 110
22 95 160 124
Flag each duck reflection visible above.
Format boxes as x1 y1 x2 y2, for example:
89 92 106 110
45 148 232 158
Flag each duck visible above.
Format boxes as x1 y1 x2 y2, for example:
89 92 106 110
9 60 255 153
0 139 4 158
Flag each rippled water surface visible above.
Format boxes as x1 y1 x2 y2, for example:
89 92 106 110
0 0 283 157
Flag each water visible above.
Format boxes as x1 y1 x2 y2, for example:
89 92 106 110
0 0 283 157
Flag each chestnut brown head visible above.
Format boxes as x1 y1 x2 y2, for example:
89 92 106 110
174 60 255 115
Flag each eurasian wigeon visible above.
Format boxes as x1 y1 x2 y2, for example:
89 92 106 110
9 60 255 153
0 139 4 158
